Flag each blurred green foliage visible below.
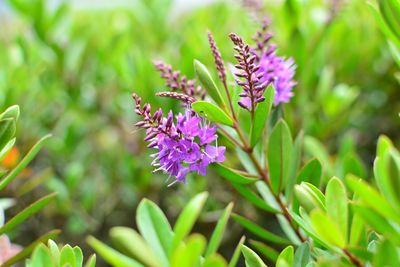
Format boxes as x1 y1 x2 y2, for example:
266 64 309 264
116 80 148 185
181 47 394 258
0 0 399 264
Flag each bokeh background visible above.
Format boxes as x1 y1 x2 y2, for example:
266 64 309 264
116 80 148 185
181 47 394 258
0 0 399 265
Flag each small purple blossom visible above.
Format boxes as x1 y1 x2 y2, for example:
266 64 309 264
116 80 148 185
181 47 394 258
133 94 225 185
257 47 296 106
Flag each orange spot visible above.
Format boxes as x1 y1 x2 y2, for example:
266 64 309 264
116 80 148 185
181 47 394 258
1 147 20 169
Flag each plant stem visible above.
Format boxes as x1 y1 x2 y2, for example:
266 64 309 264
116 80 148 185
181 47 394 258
343 249 364 267
227 121 307 242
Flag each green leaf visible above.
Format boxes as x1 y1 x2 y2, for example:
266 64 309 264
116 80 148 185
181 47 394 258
0 193 57 235
349 213 365 246
232 214 290 245
202 254 228 267
30 244 53 267
296 158 322 186
0 105 20 121
0 138 16 162
250 86 274 147
352 204 400 245
73 247 83 267
374 240 400 267
3 230 61 267
304 136 332 176
268 119 293 194
293 243 311 267
377 135 392 158
228 236 245 267
0 134 52 191
0 118 16 151
369 2 400 48
171 234 206 267
286 130 304 200
325 177 348 241
194 59 225 105
310 210 346 248
232 183 279 213
249 240 279 262
136 199 173 267
213 164 259 184
110 226 159 267
346 174 400 224
48 239 60 264
60 245 76 267
289 210 333 250
241 245 267 267
294 183 325 213
86 236 144 267
84 255 96 267
205 202 233 257
172 192 208 254
374 147 400 212
192 101 234 126
276 246 294 267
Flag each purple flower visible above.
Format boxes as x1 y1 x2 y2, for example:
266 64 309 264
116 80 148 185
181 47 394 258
257 46 296 106
133 94 225 185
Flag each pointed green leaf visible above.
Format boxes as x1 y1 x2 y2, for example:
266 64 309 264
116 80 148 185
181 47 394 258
250 86 274 147
213 164 259 184
205 202 234 257
241 245 267 267
0 138 16 162
352 204 400 245
346 174 400 224
249 240 279 262
326 177 348 240
48 239 60 264
202 254 228 267
0 105 20 121
84 255 96 267
172 192 208 254
228 236 245 267
3 230 61 267
349 213 365 246
171 234 206 267
136 199 173 267
296 158 322 186
0 118 16 151
0 134 52 191
60 245 76 267
374 240 400 267
0 193 56 235
310 210 346 248
110 227 159 267
232 183 279 213
232 214 290 245
286 130 304 200
192 101 234 126
30 244 53 267
73 247 83 267
276 246 294 267
268 119 293 194
194 59 225 105
87 236 144 267
293 243 311 267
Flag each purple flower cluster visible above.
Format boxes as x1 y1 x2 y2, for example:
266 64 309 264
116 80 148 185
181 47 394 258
229 33 268 111
154 61 206 100
252 20 297 106
133 94 225 185
257 46 296 106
